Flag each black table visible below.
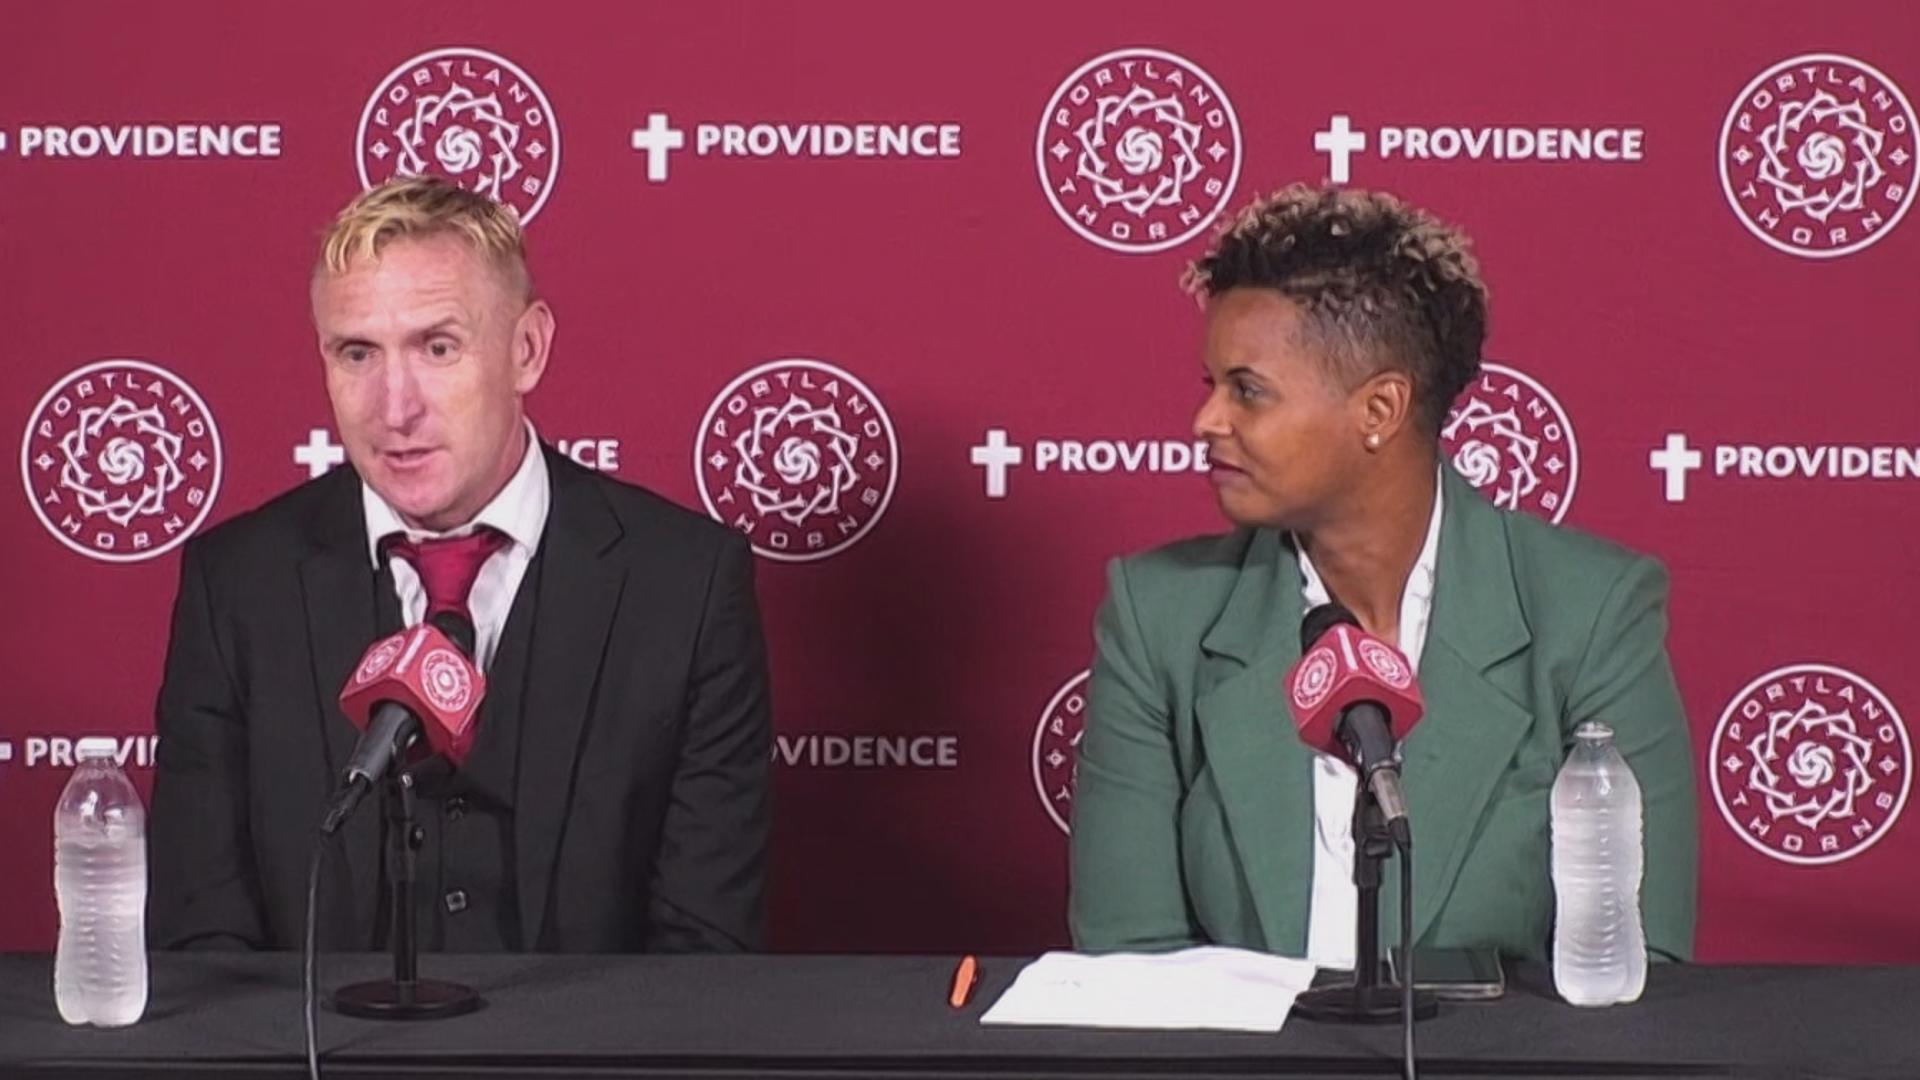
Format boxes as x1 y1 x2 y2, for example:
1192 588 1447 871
0 953 1912 1079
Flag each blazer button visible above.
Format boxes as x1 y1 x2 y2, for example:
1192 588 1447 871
444 889 468 914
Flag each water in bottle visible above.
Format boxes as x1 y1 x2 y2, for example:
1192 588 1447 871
1550 721 1647 1006
53 737 149 1027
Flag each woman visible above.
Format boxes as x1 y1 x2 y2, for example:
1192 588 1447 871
1068 184 1696 966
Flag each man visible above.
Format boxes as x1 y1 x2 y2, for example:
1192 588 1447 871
148 177 771 953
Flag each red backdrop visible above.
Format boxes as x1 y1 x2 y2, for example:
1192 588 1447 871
4 1 1917 962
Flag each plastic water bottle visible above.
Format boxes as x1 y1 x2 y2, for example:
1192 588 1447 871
1550 721 1647 1007
53 737 149 1027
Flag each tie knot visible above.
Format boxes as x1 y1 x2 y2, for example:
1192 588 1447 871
383 527 511 620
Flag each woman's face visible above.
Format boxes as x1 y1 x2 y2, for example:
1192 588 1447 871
1194 288 1367 531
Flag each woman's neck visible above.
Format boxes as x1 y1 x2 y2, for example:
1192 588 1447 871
1297 461 1438 647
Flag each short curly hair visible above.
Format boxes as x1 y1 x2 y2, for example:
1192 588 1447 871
1183 184 1487 436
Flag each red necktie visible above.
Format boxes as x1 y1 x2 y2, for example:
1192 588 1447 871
383 527 512 629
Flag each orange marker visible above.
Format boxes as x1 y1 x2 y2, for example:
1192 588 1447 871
948 954 980 1008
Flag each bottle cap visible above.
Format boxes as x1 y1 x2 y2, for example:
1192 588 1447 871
1573 721 1614 742
75 737 119 761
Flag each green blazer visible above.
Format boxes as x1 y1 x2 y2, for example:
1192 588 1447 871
1069 465 1698 963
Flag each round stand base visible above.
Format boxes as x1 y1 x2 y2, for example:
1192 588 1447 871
1293 982 1438 1024
332 978 483 1020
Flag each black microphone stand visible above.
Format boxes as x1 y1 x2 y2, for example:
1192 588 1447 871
1293 782 1437 1023
332 762 483 1020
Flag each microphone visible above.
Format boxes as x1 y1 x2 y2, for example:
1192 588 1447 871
1285 603 1424 846
317 614 485 836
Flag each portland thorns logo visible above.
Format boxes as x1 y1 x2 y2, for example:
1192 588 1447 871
355 636 405 685
1292 647 1338 713
358 47 561 224
1441 363 1579 524
420 648 475 713
695 359 899 562
1359 638 1412 690
1033 670 1090 835
1711 663 1912 865
1720 54 1917 258
1037 48 1242 254
21 359 222 563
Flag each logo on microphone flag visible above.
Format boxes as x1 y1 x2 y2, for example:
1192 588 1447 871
1358 638 1413 690
420 648 475 714
354 636 406 685
1284 623 1425 753
339 624 487 764
1292 646 1339 713
1292 625 1416 710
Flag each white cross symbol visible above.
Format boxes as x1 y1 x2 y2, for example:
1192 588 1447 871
1314 115 1368 183
969 429 1024 499
294 428 346 478
630 113 686 183
1649 433 1703 503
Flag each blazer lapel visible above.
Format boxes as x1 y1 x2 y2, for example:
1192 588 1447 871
1383 466 1534 948
295 468 385 944
514 449 626 946
1192 529 1316 956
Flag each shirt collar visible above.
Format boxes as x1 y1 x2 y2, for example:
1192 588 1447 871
362 419 550 569
1296 464 1445 609
1408 464 1444 604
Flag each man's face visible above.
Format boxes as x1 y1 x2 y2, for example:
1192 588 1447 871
312 233 546 531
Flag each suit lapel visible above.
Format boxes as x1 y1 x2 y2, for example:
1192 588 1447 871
295 468 385 943
513 448 626 946
1382 466 1534 948
1192 529 1315 955
1190 468 1541 955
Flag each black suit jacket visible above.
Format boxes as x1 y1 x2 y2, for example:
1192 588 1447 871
147 446 771 952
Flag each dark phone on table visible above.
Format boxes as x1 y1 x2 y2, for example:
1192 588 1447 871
1385 946 1505 1001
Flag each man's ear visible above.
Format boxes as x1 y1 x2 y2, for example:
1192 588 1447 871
511 299 555 395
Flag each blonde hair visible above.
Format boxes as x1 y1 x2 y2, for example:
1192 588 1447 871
315 176 533 299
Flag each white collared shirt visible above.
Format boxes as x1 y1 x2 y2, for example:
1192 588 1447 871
1294 469 1444 969
361 421 550 673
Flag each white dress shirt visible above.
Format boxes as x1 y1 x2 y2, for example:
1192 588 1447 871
361 421 550 673
1295 469 1444 969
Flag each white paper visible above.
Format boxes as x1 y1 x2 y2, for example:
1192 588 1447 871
978 946 1320 1032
